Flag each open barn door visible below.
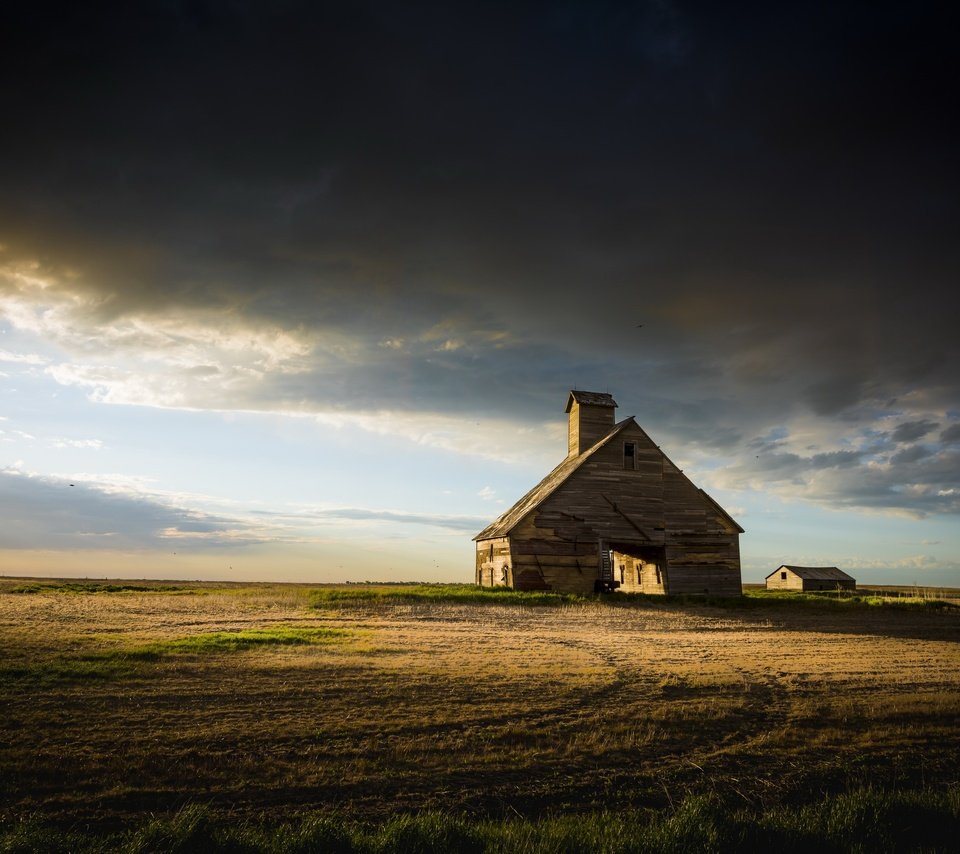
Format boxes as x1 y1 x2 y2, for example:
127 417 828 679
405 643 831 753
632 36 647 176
609 543 668 594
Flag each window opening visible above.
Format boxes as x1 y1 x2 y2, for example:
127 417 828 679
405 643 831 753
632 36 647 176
780 571 787 580
623 442 636 470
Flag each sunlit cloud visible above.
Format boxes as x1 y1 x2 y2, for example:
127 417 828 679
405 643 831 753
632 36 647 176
274 505 489 533
50 438 103 450
311 409 563 465
0 349 48 365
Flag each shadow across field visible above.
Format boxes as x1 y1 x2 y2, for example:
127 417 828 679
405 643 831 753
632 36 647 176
309 582 960 643
0 579 957 849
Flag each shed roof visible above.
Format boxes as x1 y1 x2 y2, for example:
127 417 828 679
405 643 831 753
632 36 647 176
766 565 855 581
565 390 618 411
473 417 633 540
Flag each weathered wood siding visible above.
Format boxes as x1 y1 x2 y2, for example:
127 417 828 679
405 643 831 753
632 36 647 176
508 422 742 596
766 568 802 590
475 537 511 587
509 513 599 594
665 566 742 596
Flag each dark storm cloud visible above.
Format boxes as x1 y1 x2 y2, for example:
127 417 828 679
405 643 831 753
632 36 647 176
1 2 958 511
717 433 960 517
890 445 934 465
891 420 940 443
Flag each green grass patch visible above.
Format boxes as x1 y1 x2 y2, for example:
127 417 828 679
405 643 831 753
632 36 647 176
310 583 581 608
1 627 350 682
743 589 958 610
2 786 957 852
609 588 958 611
8 581 199 595
312 583 958 613
117 626 350 659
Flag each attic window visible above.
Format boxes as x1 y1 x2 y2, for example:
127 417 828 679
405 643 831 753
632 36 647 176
623 442 636 470
780 571 787 580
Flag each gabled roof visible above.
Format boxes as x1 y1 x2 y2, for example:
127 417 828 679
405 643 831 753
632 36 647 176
765 565 854 581
699 488 746 534
473 417 634 540
565 390 617 411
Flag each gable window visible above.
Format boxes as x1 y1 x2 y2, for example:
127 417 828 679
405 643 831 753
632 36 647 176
780 571 787 580
623 442 636 470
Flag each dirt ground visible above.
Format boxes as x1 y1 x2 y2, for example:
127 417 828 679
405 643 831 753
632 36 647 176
1 581 958 828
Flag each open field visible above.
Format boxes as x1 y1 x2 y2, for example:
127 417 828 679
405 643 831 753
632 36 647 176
1 579 958 851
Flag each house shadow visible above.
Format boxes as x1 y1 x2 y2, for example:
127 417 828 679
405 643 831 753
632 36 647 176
603 593 960 644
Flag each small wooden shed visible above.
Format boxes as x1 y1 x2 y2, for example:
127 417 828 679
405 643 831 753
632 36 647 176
765 565 856 591
474 390 744 596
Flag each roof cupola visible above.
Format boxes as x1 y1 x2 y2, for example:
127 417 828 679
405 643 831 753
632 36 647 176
565 390 617 456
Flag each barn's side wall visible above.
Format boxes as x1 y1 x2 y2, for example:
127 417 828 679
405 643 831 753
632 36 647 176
475 537 511 587
659 449 741 595
766 569 803 590
504 422 742 596
664 564 742 595
509 514 599 594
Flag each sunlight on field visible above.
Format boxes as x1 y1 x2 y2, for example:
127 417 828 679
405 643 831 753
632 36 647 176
0 578 958 846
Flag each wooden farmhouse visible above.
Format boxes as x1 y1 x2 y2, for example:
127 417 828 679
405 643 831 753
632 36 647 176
474 390 744 596
765 565 856 592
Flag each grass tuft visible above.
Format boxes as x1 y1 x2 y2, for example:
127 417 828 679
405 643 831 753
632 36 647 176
372 812 484 854
9 581 198 595
125 804 224 854
3 788 958 853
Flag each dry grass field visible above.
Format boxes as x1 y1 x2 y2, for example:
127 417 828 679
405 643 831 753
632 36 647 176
1 579 958 851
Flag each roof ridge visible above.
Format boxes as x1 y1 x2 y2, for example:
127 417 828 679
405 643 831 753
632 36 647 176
472 417 634 540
